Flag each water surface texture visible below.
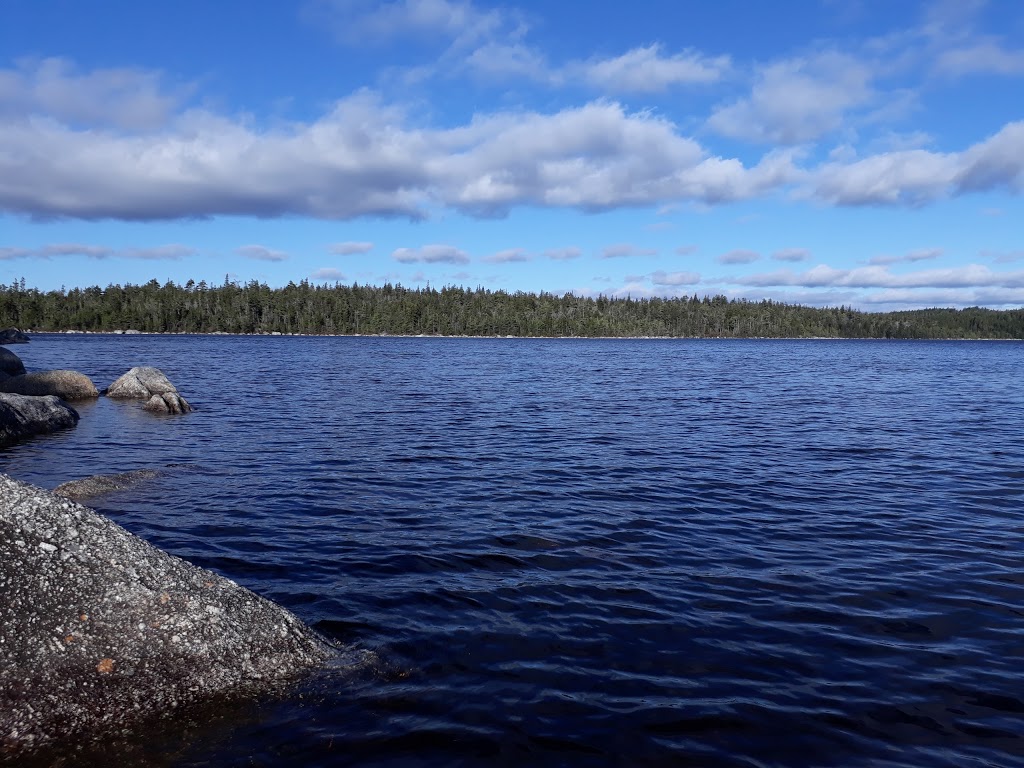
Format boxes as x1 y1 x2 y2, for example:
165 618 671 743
3 336 1024 767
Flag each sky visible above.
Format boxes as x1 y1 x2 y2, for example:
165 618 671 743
1 0 1023 311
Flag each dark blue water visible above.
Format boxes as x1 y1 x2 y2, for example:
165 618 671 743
3 335 1024 767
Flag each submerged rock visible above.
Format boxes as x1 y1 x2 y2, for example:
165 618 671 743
0 394 80 447
53 469 163 501
0 370 99 401
0 328 29 344
0 474 331 757
0 347 26 377
106 367 192 414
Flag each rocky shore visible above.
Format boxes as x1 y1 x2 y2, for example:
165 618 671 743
0 329 331 758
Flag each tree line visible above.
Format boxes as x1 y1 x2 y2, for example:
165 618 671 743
1 278 1022 339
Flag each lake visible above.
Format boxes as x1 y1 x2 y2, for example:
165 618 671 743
3 335 1024 767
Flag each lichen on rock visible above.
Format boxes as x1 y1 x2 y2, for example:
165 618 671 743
0 474 331 757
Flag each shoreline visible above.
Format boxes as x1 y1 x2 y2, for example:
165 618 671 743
21 330 1024 342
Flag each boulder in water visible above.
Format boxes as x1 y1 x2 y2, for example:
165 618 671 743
106 367 192 414
0 347 26 377
54 469 163 501
0 474 331 756
0 394 80 447
0 370 99 400
0 328 29 344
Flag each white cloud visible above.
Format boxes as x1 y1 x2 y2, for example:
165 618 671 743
601 243 657 259
237 245 289 262
311 267 346 281
2 61 1022 223
393 244 470 264
708 51 873 144
0 58 187 131
937 39 1024 76
718 249 760 264
811 121 1024 205
674 245 699 256
330 241 374 255
0 243 193 260
651 270 700 286
0 85 803 220
868 247 943 265
574 45 730 93
310 0 512 47
482 248 529 263
772 248 810 262
982 249 1024 264
734 262 1024 289
545 246 581 260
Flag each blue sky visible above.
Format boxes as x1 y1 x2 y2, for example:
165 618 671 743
1 0 1022 311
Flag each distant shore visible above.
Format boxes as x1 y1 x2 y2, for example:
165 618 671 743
22 330 1024 342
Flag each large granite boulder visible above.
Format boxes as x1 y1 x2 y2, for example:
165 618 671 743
0 346 26 377
0 474 331 756
106 366 192 414
0 393 80 447
0 327 29 344
0 370 100 400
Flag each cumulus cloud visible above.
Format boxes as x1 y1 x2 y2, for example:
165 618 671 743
545 246 581 260
718 249 760 264
482 248 529 263
330 241 374 255
811 121 1024 205
935 40 1024 77
311 267 346 281
237 245 288 262
2 61 1023 223
601 243 657 258
574 45 730 92
0 58 188 131
393 244 470 264
651 270 700 286
772 248 810 262
0 242 194 260
0 86 804 221
674 244 698 256
708 51 873 144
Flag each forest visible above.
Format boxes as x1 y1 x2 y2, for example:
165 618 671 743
1 278 1022 340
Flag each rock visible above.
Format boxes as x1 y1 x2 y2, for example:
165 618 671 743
0 346 26 376
106 367 191 413
0 370 100 400
54 469 163 501
0 474 332 756
0 327 30 344
0 394 80 447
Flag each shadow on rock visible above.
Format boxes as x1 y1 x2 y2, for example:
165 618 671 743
0 394 79 448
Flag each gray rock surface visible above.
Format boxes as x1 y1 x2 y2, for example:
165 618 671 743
0 370 99 400
53 469 163 501
0 347 26 377
106 367 192 413
0 394 80 447
0 328 29 344
0 474 331 756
